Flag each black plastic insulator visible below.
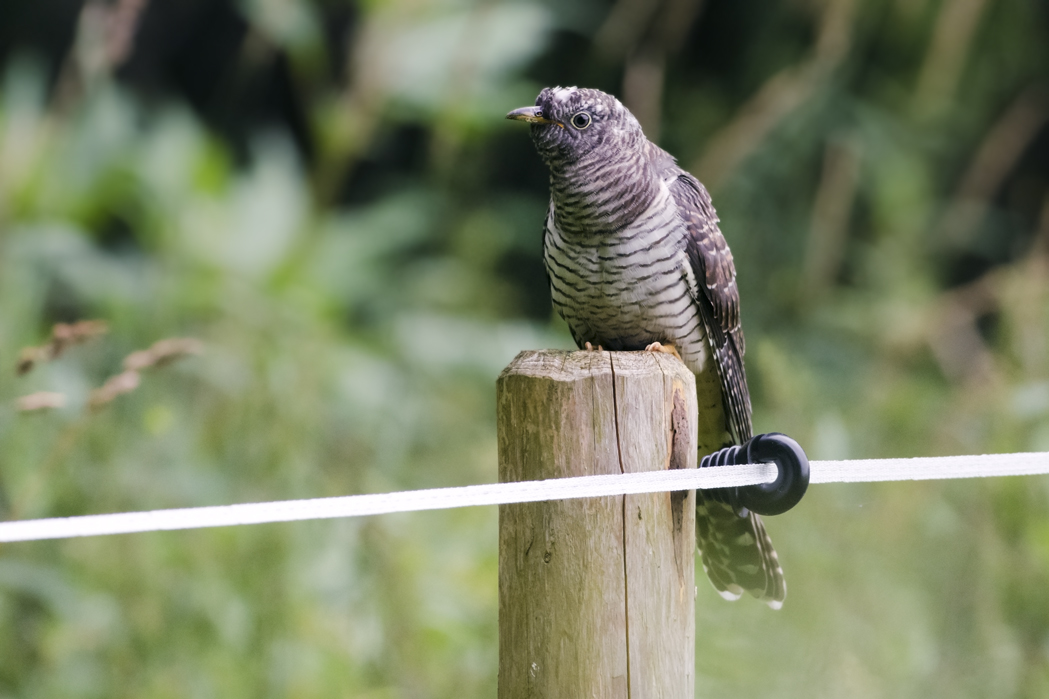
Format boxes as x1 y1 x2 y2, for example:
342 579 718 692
698 433 810 516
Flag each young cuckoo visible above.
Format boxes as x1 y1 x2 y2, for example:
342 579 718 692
507 86 785 608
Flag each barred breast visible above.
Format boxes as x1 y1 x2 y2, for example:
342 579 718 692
542 181 710 375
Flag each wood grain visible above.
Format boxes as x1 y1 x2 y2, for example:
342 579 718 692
497 349 697 698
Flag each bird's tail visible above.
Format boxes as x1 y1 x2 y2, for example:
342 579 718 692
695 493 786 609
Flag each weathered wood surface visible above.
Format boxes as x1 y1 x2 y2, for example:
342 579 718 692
497 349 698 698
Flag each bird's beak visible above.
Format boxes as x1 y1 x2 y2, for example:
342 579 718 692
506 106 559 126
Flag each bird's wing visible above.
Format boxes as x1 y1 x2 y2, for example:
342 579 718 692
667 169 753 444
667 168 786 608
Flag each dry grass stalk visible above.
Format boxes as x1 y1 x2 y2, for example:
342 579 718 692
16 320 110 375
122 338 205 371
88 337 203 410
88 371 141 410
16 392 68 412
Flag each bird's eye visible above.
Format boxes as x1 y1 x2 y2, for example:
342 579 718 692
570 112 592 129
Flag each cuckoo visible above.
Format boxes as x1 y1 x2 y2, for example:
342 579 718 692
507 86 785 608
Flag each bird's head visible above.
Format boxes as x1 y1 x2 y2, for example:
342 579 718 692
506 86 643 167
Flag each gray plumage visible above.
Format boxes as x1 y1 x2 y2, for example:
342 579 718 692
508 86 785 608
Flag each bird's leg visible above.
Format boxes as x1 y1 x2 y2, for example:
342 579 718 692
584 342 604 351
645 341 681 361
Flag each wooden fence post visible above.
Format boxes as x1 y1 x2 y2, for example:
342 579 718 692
497 349 698 698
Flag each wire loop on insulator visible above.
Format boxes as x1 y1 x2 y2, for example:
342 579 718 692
698 433 809 516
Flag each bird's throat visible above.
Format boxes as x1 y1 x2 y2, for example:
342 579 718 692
548 155 661 238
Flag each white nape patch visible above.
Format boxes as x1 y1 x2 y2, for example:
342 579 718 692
550 86 577 103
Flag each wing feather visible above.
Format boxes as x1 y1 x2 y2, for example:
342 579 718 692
667 170 753 444
663 163 786 608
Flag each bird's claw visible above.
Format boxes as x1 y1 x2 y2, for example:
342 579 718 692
645 342 681 360
584 342 604 351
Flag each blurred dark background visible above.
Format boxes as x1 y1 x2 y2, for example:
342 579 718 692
1 0 1049 696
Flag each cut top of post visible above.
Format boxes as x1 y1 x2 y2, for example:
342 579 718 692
497 349 699 482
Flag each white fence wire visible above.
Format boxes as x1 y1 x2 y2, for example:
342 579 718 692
1 452 1046 543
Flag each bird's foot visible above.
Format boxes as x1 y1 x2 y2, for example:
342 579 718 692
645 342 681 360
584 342 604 351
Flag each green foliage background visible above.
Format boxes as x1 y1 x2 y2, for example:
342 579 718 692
2 0 1049 696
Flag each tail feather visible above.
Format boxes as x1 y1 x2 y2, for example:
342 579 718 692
696 492 786 609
